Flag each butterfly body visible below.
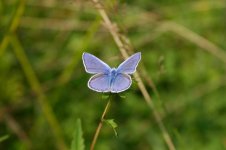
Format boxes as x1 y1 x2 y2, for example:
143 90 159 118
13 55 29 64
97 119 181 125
82 52 141 93
109 68 117 84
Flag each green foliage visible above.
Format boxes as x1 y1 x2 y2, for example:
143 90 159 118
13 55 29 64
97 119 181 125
0 0 226 149
104 119 118 137
70 119 85 150
102 93 110 100
0 135 9 143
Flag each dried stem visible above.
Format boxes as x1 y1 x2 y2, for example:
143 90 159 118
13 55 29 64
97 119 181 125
90 0 176 150
90 98 111 150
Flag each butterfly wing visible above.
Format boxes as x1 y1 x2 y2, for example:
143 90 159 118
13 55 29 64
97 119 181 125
88 74 111 92
82 52 111 74
117 52 141 74
111 73 132 93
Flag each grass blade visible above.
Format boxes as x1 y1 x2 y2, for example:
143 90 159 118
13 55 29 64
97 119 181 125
71 119 85 150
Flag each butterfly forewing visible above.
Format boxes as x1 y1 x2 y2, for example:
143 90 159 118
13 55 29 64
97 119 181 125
117 52 141 74
111 74 132 93
88 74 111 92
82 53 111 74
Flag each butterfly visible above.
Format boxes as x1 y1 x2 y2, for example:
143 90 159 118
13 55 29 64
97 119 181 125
82 52 141 93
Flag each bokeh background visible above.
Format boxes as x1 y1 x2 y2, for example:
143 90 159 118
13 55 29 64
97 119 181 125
0 0 226 149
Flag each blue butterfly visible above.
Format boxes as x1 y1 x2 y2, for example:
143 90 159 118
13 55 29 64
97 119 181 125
82 52 141 93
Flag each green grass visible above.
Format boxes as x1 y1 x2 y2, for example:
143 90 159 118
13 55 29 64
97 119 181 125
0 0 226 149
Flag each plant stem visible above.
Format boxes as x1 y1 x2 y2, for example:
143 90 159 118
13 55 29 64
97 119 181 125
10 35 67 150
0 0 26 57
90 97 111 150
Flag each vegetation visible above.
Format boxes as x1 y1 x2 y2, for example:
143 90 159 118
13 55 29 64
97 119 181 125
0 0 226 149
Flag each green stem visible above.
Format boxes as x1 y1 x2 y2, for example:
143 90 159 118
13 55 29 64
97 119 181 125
10 35 68 150
0 0 26 57
90 96 111 150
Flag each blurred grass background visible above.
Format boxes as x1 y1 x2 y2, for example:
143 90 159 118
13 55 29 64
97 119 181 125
0 0 226 149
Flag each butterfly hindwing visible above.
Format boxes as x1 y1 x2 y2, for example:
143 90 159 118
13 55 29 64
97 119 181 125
88 74 111 92
111 73 132 93
82 53 111 74
117 52 141 74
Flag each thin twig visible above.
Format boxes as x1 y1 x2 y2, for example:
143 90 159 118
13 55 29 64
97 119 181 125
90 97 111 150
90 0 176 150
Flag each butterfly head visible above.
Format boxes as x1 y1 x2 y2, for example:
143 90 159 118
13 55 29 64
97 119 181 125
110 68 117 77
